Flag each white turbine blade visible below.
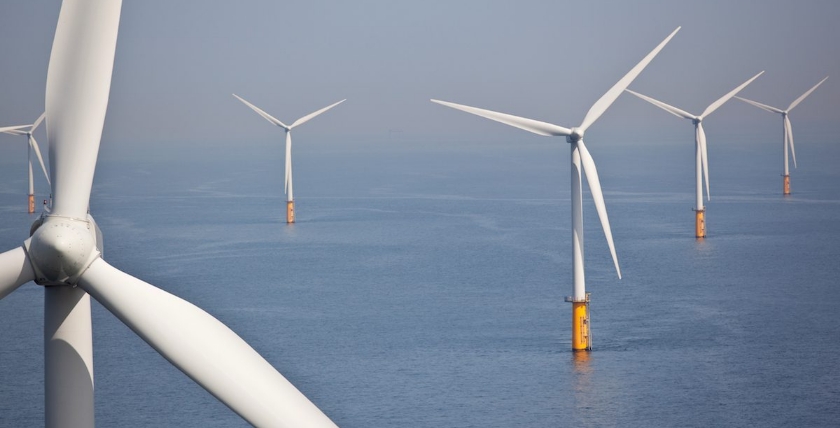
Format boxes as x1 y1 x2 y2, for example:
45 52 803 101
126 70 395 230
788 76 828 111
0 125 29 134
0 247 35 301
78 258 337 428
232 94 289 129
31 112 46 132
697 122 711 201
430 99 571 136
577 140 621 279
579 26 680 132
289 99 345 129
624 89 695 119
785 115 797 168
29 135 52 186
46 0 122 219
700 71 764 118
284 132 291 194
735 96 784 114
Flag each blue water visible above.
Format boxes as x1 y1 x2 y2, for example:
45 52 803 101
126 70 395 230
1 136 839 427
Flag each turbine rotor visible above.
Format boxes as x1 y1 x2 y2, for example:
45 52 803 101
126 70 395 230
567 127 584 143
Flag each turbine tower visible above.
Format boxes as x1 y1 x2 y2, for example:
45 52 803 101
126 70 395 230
736 76 828 195
1 113 51 213
626 71 763 238
0 1 337 426
234 94 345 223
432 27 680 351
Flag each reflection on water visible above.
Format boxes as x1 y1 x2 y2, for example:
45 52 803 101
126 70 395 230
572 350 591 372
572 351 592 407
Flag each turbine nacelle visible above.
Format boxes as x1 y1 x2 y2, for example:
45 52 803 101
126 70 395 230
25 216 102 286
567 127 584 144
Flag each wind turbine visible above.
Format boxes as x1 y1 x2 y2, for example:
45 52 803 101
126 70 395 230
1 113 51 213
625 71 763 238
432 27 680 351
233 94 345 223
735 76 829 195
0 1 337 426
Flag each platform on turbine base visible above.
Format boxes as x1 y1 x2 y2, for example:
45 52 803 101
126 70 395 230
286 201 295 223
693 208 706 238
564 294 590 303
783 174 791 195
28 195 35 214
565 293 591 351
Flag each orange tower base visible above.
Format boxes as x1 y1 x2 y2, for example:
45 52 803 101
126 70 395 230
568 294 591 351
695 209 706 238
28 194 35 214
783 174 791 195
286 200 295 223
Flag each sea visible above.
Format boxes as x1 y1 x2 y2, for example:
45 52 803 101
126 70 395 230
1 134 839 427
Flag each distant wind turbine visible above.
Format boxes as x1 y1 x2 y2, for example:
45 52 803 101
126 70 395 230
233 94 345 223
432 26 680 351
626 71 763 237
0 1 337 426
1 113 50 213
736 76 828 195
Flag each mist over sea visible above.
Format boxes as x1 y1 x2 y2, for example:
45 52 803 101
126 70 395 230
1 135 839 427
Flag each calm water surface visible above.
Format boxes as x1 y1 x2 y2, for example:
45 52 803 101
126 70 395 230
1 137 839 427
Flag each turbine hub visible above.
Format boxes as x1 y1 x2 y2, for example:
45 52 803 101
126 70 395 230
25 216 101 286
566 127 584 144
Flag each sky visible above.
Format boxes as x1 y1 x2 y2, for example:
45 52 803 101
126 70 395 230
1 0 838 154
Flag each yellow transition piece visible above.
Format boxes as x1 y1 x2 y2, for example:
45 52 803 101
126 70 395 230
572 301 591 351
695 209 705 238
286 200 295 224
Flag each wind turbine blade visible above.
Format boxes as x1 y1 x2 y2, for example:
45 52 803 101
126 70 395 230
624 89 695 119
77 258 337 428
576 140 621 279
284 132 291 194
430 99 571 136
697 122 711 201
785 115 797 168
29 135 52 186
0 125 28 134
788 76 828 111
46 0 122 219
289 99 345 129
232 94 289 129
700 71 764 118
579 26 680 132
0 247 35 301
735 96 784 114
31 112 46 132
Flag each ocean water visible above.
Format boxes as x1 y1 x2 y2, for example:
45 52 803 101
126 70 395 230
1 136 839 427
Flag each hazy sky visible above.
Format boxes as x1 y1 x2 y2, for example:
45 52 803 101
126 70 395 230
1 0 838 151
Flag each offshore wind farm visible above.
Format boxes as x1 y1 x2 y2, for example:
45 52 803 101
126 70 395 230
1 1 840 427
